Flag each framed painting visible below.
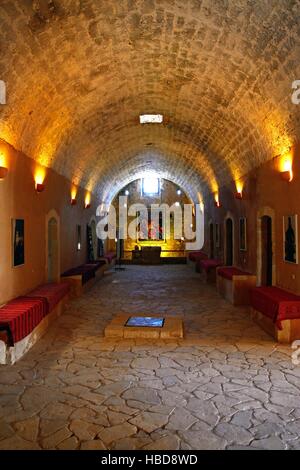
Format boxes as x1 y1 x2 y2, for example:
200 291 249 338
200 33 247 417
283 215 298 264
239 217 247 251
12 219 24 267
138 208 165 242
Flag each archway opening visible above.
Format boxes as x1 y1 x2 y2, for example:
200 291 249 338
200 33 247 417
225 218 233 266
47 217 59 282
209 223 214 259
261 215 273 286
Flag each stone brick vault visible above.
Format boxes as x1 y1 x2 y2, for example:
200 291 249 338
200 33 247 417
0 1 299 201
0 266 300 450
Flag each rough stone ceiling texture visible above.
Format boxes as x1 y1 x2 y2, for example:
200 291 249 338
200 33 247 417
0 0 300 202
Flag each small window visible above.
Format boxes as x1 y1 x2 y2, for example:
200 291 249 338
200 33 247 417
142 177 160 196
139 114 163 124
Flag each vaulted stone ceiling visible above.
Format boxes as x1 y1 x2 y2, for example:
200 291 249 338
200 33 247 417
0 0 299 202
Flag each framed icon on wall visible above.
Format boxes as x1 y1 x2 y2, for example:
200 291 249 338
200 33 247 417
283 214 298 264
239 217 247 251
12 219 25 267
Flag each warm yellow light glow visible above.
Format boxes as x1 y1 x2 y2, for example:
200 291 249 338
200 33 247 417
0 151 7 168
214 192 219 204
279 150 293 182
235 180 243 195
85 193 91 208
34 167 46 185
71 186 77 200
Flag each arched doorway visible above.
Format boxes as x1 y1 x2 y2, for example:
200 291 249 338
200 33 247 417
209 222 214 258
225 218 234 265
47 218 59 282
46 210 60 283
261 215 273 286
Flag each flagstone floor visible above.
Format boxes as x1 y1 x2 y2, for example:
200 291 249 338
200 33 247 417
0 264 300 450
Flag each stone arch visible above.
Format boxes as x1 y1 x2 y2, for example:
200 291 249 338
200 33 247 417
45 209 60 282
224 212 235 266
257 206 276 286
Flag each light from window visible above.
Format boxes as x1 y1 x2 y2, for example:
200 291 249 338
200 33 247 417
139 114 163 124
142 177 160 195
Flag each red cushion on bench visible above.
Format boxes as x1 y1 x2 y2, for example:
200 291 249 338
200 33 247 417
218 267 252 280
0 297 48 344
188 251 208 262
200 259 223 272
28 282 70 312
250 286 300 329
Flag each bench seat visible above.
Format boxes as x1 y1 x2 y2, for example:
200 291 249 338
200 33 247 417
28 282 70 312
250 286 300 343
0 282 70 364
85 260 107 279
61 262 106 297
217 267 256 305
103 252 116 264
199 259 223 283
188 251 208 262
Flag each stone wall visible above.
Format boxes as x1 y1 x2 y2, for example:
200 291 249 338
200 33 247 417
203 142 300 294
0 140 98 305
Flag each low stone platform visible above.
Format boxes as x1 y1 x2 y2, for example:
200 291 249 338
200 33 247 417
104 314 183 339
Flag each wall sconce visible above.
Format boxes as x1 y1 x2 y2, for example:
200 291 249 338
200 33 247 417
235 191 243 200
35 183 45 193
281 170 293 182
279 150 293 182
214 193 221 207
34 168 46 193
0 166 8 180
84 193 91 209
71 198 77 206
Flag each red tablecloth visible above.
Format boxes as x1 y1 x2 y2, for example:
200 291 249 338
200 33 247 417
188 251 208 262
200 259 223 272
28 282 70 312
250 286 300 329
0 297 48 344
218 267 252 280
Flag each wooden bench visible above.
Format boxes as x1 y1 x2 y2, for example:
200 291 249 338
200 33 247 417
199 259 223 283
250 286 300 343
61 261 106 297
217 267 256 305
0 282 70 364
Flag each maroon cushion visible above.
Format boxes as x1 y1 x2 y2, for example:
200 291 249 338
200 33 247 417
218 267 252 280
28 282 70 312
188 251 208 262
250 286 300 329
85 260 106 270
0 297 48 344
61 264 96 284
104 252 116 263
200 259 223 272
